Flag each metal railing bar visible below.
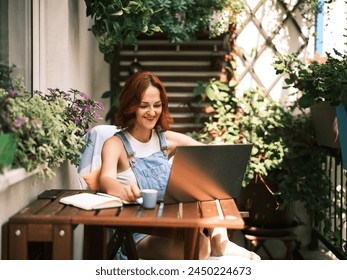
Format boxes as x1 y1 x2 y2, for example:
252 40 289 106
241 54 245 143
312 228 347 260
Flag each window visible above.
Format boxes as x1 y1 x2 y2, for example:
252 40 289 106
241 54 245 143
0 0 32 90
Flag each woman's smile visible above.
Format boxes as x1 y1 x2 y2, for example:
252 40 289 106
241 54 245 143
135 85 162 130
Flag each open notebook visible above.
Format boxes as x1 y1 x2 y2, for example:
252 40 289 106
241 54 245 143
59 192 123 210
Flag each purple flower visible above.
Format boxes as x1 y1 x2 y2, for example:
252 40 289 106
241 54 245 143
31 87 105 135
13 117 26 128
92 112 102 119
7 89 16 96
96 101 105 111
83 105 91 112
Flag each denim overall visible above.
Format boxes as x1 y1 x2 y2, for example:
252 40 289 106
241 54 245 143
114 127 171 259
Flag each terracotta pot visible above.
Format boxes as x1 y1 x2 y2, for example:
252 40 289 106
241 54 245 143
237 180 294 229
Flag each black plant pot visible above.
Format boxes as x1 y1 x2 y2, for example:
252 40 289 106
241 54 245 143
237 180 295 231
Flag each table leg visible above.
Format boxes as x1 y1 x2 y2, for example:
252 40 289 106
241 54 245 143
52 224 73 259
8 224 27 259
83 225 107 259
183 228 200 260
2 222 9 259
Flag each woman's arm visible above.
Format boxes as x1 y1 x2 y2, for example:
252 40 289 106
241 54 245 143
164 130 204 158
99 136 140 201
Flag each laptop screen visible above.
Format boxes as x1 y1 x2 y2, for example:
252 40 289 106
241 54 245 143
163 144 253 204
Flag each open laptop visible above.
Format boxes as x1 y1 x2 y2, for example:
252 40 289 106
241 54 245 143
159 144 253 204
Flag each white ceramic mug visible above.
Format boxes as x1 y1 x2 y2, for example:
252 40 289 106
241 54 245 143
136 189 158 209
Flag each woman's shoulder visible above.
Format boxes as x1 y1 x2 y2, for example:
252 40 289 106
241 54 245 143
102 135 129 160
103 135 124 148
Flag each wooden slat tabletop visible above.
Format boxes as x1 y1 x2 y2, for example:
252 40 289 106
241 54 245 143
9 190 244 230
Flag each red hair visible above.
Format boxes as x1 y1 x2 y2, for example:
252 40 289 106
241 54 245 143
115 71 173 131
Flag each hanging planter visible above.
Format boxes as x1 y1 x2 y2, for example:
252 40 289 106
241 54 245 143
310 101 340 149
273 50 347 151
336 104 347 168
0 133 17 172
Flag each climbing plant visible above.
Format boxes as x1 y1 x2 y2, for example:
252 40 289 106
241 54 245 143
84 0 244 63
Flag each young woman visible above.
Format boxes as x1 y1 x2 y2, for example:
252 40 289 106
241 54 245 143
99 71 260 260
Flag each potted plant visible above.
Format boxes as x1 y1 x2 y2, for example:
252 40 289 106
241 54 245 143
84 0 162 63
0 75 104 177
191 79 331 231
84 0 240 63
272 50 347 150
273 50 347 111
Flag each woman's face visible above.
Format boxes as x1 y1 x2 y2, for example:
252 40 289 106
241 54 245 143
134 85 162 130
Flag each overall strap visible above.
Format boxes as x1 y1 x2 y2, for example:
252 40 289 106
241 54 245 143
114 131 136 160
155 126 169 157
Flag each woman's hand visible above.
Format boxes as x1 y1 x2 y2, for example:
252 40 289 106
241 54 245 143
120 184 141 202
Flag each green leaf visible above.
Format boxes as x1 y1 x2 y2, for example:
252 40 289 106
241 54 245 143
112 10 123 16
141 25 148 33
104 52 114 64
205 86 216 101
297 95 316 108
101 90 112 98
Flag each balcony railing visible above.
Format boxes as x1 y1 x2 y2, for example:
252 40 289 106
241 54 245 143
312 150 347 259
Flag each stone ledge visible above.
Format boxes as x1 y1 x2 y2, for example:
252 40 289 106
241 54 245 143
0 166 45 193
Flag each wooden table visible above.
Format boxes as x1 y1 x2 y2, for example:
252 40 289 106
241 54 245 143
2 189 245 260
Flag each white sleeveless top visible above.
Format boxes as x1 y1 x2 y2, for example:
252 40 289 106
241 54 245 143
117 130 161 186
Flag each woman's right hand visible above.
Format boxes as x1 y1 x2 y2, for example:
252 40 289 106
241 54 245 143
121 184 141 202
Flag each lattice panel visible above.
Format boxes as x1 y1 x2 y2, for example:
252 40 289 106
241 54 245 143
234 0 316 100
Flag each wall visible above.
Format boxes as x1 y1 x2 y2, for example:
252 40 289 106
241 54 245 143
33 0 110 108
322 1 347 54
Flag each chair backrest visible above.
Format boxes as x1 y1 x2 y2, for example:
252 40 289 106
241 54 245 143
77 125 119 189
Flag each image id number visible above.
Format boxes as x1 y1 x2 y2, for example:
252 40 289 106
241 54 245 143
187 266 251 276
